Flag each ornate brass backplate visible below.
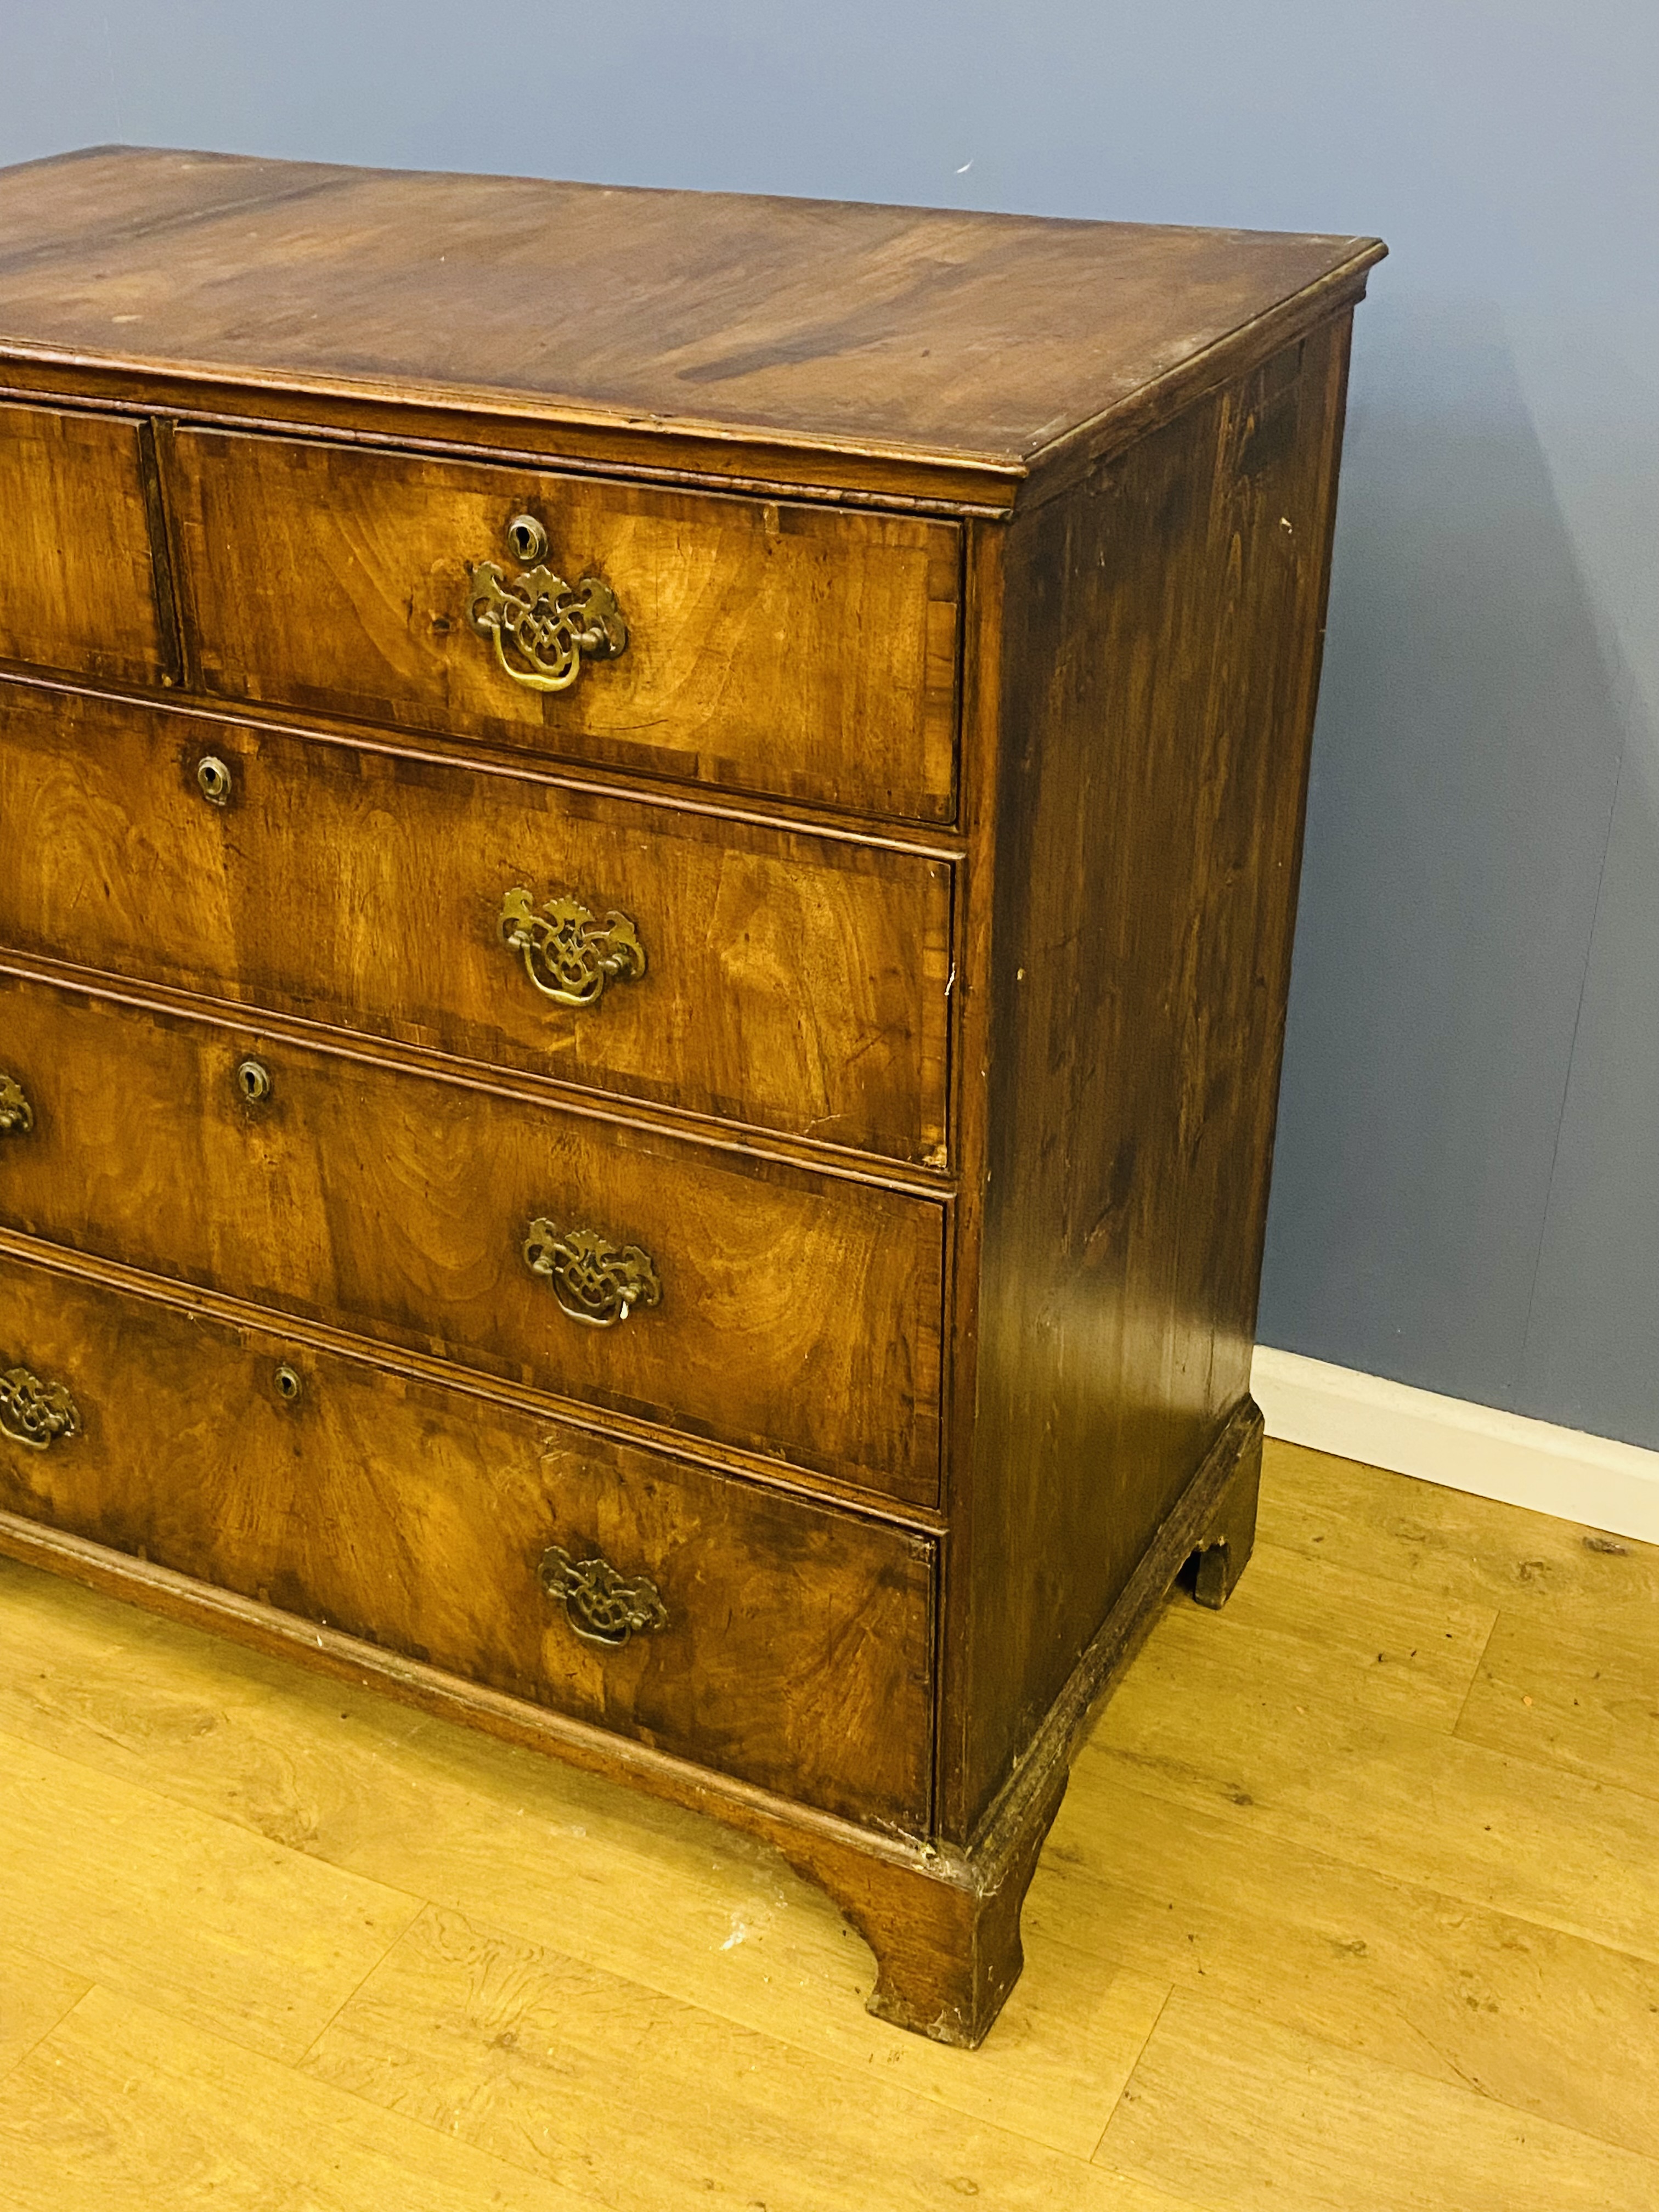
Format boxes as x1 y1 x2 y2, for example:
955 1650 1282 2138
540 1542 669 1646
523 1219 662 1328
0 1073 32 1137
465 515 628 694
499 888 646 1009
0 1365 81 1451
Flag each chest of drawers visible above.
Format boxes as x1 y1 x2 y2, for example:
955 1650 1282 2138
0 146 1382 2045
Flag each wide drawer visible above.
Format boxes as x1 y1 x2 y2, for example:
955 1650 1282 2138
0 972 943 1504
168 429 961 822
0 682 952 1166
0 400 172 687
0 1252 934 1829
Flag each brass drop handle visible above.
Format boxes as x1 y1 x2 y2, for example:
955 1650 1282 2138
0 1363 81 1451
465 514 628 694
0 1072 32 1137
539 1542 668 1647
523 1218 661 1329
500 888 646 1008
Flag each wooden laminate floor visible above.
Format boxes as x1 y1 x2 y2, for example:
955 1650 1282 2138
2 1439 1657 2210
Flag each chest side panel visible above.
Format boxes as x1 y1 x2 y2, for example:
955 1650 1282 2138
947 314 1357 1834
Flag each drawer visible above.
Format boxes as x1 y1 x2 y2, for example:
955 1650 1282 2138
0 1254 934 1829
0 684 952 1166
0 974 944 1504
0 401 172 686
168 429 961 822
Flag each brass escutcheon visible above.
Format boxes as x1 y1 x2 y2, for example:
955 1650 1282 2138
236 1058 273 1103
0 1364 81 1452
196 755 233 805
539 1543 668 1647
273 1363 304 1404
0 1072 32 1137
506 512 548 563
499 888 646 1009
523 1219 661 1329
465 517 628 694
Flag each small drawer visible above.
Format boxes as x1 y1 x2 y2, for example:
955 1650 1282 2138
0 684 952 1167
168 428 961 822
0 974 944 1505
0 1254 934 1829
0 401 172 687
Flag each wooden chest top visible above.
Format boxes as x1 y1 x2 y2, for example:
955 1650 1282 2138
0 145 1382 500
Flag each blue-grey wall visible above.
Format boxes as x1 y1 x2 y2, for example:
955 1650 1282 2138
5 3 1656 1446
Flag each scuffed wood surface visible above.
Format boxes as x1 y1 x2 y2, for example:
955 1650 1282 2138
0 146 1381 469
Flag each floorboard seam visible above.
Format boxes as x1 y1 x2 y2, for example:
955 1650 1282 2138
0 1976 100 2091
1446 1607 1503 1737
1096 1982 1659 2188
285 1896 435 2072
1086 1978 1175 2165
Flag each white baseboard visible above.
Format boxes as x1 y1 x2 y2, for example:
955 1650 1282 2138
1249 1346 1659 1546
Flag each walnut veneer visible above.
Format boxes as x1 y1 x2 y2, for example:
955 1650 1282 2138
0 145 1382 2044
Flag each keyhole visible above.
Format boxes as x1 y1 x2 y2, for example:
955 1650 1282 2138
506 512 548 563
236 1058 272 1103
273 1363 303 1403
197 755 233 805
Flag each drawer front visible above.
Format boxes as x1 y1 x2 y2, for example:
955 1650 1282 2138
0 975 943 1503
0 684 952 1166
0 401 171 686
169 430 961 822
0 1255 934 1829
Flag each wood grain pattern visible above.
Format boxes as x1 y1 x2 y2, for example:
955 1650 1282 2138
0 969 944 1500
0 1984 605 2212
0 1252 935 1827
1454 1610 1659 1803
3 1441 1657 2203
298 1901 1181 2212
0 1554 1169 2160
0 680 953 1164
1080 1608 1659 1963
0 1283 1255 2054
0 1724 419 2063
0 1497 1076 2054
1175 1536 1498 1727
0 147 1382 478
1259 1439 1659 1637
1034 1775 1659 2168
0 400 170 686
168 428 961 821
1095 1988 1659 2211
948 317 1355 1832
